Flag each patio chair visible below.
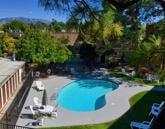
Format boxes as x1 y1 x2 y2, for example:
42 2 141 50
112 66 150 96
146 74 153 82
36 117 44 126
95 76 104 80
51 110 58 118
121 68 130 76
29 105 37 119
100 68 108 73
121 68 126 73
152 75 160 83
130 118 154 129
33 97 42 107
47 68 51 75
150 101 165 117
152 101 165 111
131 70 136 77
150 109 161 117
35 71 40 78
37 105 54 115
103 70 109 76
70 68 78 75
36 81 45 91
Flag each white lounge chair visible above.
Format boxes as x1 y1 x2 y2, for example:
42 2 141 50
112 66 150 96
35 71 40 78
33 97 42 107
95 76 104 80
152 101 164 111
100 68 108 74
131 70 136 77
29 105 37 119
146 74 160 82
47 69 51 75
150 101 165 117
121 68 126 73
102 70 109 76
130 118 154 129
51 111 58 118
37 105 54 115
151 109 160 117
36 81 45 91
121 68 130 76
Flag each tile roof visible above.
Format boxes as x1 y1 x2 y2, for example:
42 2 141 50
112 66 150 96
53 32 79 46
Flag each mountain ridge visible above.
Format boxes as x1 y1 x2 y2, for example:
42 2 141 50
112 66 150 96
0 17 51 25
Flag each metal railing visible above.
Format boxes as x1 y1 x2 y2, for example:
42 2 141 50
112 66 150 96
0 70 34 127
0 123 34 129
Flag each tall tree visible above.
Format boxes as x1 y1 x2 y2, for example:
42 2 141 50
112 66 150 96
32 22 48 31
49 20 66 32
38 0 165 20
2 20 30 33
0 33 16 57
16 29 72 64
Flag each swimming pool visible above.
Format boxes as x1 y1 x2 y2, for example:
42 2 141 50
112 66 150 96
57 79 118 112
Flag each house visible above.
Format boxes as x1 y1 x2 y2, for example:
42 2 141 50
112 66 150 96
53 32 79 46
0 58 25 120
9 32 23 39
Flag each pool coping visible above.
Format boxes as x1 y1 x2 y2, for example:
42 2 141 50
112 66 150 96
56 79 119 112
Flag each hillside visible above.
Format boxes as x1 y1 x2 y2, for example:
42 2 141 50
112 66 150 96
0 17 50 24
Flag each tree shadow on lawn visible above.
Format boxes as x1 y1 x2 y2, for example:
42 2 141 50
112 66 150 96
107 89 165 129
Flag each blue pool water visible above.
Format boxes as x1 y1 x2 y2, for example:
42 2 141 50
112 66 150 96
57 79 118 112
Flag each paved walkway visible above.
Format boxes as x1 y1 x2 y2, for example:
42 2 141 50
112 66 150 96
16 75 164 128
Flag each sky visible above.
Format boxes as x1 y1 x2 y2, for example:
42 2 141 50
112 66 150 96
0 0 68 22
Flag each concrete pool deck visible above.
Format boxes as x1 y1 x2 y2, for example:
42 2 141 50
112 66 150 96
16 75 161 128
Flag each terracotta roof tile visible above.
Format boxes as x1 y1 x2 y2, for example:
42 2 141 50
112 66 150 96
53 32 79 46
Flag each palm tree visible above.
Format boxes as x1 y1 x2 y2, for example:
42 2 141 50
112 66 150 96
93 5 123 44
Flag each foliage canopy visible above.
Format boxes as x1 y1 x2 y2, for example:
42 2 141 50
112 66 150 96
16 29 72 64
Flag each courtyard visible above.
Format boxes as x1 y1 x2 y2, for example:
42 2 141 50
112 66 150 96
15 74 163 128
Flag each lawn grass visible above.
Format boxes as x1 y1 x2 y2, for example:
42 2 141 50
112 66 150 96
40 90 165 129
109 71 164 87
